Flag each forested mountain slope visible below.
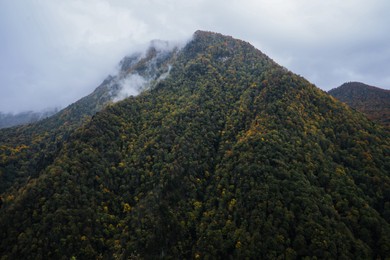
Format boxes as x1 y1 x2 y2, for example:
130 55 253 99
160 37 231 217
329 82 390 127
0 41 178 195
0 31 389 259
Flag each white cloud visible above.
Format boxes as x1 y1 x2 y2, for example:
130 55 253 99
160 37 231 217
113 74 146 102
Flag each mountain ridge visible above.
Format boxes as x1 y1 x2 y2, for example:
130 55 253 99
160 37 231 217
0 38 181 129
0 31 389 259
0 109 59 129
329 81 390 127
0 37 182 193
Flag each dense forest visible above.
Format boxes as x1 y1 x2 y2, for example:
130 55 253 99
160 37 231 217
329 82 390 127
0 74 116 195
0 31 389 259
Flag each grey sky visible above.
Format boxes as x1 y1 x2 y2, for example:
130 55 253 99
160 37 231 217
1 0 389 113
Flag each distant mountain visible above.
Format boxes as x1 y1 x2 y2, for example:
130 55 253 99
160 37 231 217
329 82 390 126
0 31 389 259
0 109 58 129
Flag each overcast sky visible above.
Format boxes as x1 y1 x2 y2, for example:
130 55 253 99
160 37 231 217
1 0 389 113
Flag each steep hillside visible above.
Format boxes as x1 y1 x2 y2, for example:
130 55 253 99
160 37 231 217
0 31 389 259
329 82 390 126
0 41 179 194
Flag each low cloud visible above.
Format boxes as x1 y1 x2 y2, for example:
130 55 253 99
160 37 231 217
110 40 179 103
113 74 147 102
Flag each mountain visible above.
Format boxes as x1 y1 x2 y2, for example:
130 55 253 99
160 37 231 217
0 40 179 194
0 109 58 129
329 82 390 127
0 31 389 259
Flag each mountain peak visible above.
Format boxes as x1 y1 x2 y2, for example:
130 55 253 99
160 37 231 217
329 81 390 126
193 30 233 39
337 81 389 92
191 30 251 49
